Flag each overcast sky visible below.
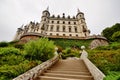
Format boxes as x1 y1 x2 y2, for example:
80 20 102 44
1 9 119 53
0 0 120 41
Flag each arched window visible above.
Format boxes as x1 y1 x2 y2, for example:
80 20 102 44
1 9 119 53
50 33 52 35
63 34 65 36
57 21 59 24
63 21 65 24
69 34 72 36
76 34 78 37
52 21 54 23
74 26 77 32
68 21 70 24
50 25 53 31
56 34 59 36
56 26 59 32
74 22 76 25
69 26 71 32
63 26 65 32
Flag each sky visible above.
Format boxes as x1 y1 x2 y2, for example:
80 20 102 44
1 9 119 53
0 0 120 41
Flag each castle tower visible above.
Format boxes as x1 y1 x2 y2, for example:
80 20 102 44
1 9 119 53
40 7 50 36
76 9 90 37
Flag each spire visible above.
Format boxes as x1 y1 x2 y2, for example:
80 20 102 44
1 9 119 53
20 24 24 29
77 8 80 13
46 6 49 11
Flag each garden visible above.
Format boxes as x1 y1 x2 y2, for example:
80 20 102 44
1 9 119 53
0 38 55 80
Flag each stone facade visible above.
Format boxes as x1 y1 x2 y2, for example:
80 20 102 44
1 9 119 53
14 8 90 40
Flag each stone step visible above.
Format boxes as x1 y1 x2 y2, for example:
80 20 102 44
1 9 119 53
38 76 85 80
42 73 94 80
34 59 94 80
46 70 91 75
47 69 89 72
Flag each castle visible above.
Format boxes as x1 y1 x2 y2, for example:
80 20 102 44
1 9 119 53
14 8 90 42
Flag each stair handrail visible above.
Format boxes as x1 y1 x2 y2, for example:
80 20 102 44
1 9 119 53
80 46 105 80
13 49 59 80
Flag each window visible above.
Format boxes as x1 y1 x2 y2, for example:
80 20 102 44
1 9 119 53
56 34 59 36
37 28 39 31
52 21 54 23
69 34 72 36
81 20 84 23
50 25 53 31
68 21 70 24
63 26 65 32
82 25 86 32
74 22 76 25
63 34 65 36
69 26 71 32
63 21 65 24
41 24 45 30
56 26 59 32
57 21 59 24
50 33 52 35
44 18 46 21
46 25 49 30
74 26 77 32
76 34 78 37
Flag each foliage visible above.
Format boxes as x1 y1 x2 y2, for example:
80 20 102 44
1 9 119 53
88 42 120 76
104 71 120 80
50 38 93 49
0 46 42 80
0 38 56 80
57 46 63 53
24 38 55 61
96 42 120 50
112 31 120 42
14 44 24 49
102 23 120 41
62 47 81 59
0 41 9 47
0 47 21 56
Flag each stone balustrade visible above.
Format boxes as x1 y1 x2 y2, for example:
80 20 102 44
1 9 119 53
13 54 59 80
81 49 105 80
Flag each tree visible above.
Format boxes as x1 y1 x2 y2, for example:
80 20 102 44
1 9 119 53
112 31 120 42
102 23 120 41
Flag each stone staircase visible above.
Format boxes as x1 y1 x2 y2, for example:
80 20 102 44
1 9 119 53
35 58 94 80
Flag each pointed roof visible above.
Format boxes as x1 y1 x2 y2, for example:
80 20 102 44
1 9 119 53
46 6 49 11
77 8 84 14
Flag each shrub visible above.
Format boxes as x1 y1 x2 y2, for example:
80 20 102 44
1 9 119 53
24 38 55 61
0 47 21 56
104 71 120 80
88 49 120 74
0 41 9 47
57 46 63 53
14 44 24 49
61 47 80 59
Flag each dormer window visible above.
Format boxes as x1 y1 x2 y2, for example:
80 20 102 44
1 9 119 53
57 15 60 18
